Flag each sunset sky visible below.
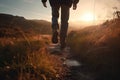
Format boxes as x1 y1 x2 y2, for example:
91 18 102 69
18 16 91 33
0 0 120 25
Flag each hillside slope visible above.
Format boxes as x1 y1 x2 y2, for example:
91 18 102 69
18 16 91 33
0 13 52 37
67 19 120 80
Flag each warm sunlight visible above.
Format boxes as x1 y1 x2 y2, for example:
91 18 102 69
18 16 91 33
80 13 94 22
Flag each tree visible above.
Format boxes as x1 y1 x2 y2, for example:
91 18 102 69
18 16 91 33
113 7 120 19
115 11 120 18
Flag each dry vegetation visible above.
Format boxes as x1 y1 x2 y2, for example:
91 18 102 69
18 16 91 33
0 35 67 80
67 19 120 79
0 13 69 80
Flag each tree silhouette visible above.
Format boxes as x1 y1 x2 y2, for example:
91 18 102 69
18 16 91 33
115 11 120 18
113 7 120 19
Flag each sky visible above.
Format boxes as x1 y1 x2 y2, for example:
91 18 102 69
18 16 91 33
0 0 120 25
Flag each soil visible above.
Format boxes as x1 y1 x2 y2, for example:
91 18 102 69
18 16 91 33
47 44 97 80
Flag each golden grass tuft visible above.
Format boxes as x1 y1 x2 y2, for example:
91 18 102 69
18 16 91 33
0 36 67 80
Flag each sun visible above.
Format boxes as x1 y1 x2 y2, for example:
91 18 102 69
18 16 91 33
80 13 94 22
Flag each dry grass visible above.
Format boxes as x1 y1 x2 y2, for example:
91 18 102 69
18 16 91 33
67 19 120 79
0 36 67 80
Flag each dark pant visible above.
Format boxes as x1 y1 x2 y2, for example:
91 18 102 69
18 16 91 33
51 5 70 40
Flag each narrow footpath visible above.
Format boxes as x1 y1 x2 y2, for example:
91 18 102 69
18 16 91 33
47 44 97 80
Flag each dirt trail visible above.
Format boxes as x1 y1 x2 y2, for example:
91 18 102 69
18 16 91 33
47 44 97 80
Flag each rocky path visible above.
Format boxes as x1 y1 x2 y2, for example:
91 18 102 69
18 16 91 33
47 44 97 80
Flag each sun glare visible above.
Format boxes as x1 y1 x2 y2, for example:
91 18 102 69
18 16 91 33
80 13 94 22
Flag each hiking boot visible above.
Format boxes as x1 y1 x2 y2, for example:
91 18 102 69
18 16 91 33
60 37 66 50
52 30 58 44
60 42 66 50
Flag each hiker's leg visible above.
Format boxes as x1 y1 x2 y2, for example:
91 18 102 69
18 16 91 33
51 6 60 30
60 5 70 49
51 6 60 43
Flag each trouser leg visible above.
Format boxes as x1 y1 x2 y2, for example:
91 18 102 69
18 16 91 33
60 5 70 45
51 6 60 43
51 6 60 31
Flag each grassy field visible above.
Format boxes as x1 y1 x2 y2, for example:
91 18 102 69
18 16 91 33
0 13 68 80
0 36 67 80
67 19 120 79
